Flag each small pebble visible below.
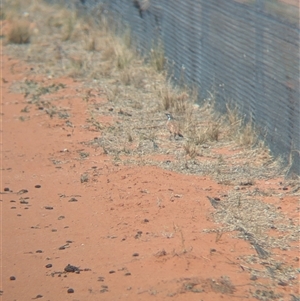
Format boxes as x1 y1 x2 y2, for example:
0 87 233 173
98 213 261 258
36 250 43 253
124 272 131 276
67 288 74 294
45 264 52 268
109 270 115 274
34 294 43 299
10 276 16 281
100 286 109 293
4 187 10 192
35 185 41 188
143 219 149 223
68 198 78 202
44 206 53 210
132 253 139 257
64 264 79 273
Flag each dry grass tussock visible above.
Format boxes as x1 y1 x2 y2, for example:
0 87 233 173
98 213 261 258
3 0 288 184
7 19 31 44
149 42 166 72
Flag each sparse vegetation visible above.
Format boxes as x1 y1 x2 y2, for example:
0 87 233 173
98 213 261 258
86 116 104 131
203 189 300 288
2 1 299 300
12 80 66 120
3 0 285 183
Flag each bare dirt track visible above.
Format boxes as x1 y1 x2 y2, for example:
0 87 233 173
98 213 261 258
1 53 299 301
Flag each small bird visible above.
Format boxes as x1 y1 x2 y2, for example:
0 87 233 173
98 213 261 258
165 113 183 139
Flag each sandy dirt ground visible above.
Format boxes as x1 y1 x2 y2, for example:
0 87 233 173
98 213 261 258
1 50 299 301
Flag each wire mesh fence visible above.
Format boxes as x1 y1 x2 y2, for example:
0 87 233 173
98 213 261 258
50 0 300 175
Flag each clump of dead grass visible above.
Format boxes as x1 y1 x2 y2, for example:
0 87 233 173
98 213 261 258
85 35 97 51
60 10 77 41
7 19 31 44
159 84 193 114
150 43 165 72
115 43 134 70
225 104 258 148
183 140 198 158
188 121 221 145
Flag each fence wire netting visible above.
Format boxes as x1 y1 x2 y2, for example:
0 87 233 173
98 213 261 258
57 0 300 174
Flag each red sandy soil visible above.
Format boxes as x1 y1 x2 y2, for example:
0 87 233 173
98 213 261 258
1 51 299 300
